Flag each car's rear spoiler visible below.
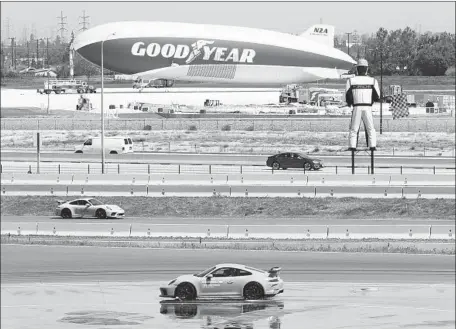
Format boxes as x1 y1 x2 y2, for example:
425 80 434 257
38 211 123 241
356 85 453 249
56 199 67 205
268 267 282 277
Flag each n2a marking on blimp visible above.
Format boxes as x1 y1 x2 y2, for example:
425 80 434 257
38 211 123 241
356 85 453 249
131 40 256 63
313 27 328 34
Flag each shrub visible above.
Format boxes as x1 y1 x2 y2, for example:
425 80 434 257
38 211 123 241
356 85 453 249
188 125 197 131
222 124 231 131
245 125 254 131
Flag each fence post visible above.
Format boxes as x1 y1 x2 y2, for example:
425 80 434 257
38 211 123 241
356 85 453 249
400 166 403 175
88 164 90 174
118 163 120 174
335 166 338 175
393 147 395 156
58 164 61 174
240 165 243 174
209 165 212 174
148 164 150 174
178 164 181 174
433 166 436 175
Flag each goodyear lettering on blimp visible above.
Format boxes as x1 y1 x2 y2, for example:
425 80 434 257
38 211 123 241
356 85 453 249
131 40 256 64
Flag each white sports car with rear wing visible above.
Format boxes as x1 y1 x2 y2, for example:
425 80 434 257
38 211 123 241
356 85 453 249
159 263 284 300
55 198 125 219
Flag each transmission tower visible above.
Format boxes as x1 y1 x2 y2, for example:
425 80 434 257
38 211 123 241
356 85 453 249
79 10 90 31
57 11 68 42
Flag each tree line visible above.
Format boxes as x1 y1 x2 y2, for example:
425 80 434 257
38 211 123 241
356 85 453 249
335 27 455 76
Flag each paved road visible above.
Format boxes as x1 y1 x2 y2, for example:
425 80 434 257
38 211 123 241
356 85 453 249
2 245 454 284
1 151 454 167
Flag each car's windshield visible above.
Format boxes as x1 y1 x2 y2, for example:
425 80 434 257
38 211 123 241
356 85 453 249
194 266 216 277
88 199 104 206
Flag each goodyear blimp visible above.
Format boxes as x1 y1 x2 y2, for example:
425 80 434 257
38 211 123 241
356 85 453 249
73 21 356 85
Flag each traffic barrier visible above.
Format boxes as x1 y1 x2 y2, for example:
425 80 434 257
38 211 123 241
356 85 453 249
66 184 148 197
227 174 308 185
390 174 455 186
0 173 14 184
1 184 68 196
307 174 393 186
402 186 455 199
314 186 403 198
78 174 150 185
147 185 232 197
148 174 228 185
4 173 74 185
1 222 454 239
229 185 315 197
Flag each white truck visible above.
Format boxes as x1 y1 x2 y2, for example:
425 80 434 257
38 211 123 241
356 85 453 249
75 137 134 154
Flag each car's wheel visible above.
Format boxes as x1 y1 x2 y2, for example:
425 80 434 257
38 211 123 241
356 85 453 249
243 282 264 300
61 208 72 219
96 209 107 219
174 282 197 300
304 162 312 171
272 162 280 170
110 150 118 154
75 150 83 153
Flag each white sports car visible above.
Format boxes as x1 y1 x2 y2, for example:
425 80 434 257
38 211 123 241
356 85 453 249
159 263 284 300
55 198 125 219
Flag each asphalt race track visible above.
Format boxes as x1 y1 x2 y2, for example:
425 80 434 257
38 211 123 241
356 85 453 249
2 246 455 328
2 245 454 284
2 151 455 168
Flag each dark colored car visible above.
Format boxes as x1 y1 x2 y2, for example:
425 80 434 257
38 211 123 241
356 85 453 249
266 152 324 170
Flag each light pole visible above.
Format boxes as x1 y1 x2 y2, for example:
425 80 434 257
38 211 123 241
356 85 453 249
101 32 116 174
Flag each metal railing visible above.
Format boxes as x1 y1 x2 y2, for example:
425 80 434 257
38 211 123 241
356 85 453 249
2 117 455 133
1 162 454 175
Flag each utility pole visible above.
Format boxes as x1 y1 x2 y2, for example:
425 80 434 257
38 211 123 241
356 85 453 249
79 10 90 31
346 32 352 56
8 37 15 69
57 11 68 42
36 39 39 68
27 41 30 67
46 38 50 68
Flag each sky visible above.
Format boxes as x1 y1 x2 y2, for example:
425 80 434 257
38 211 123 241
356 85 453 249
1 1 455 43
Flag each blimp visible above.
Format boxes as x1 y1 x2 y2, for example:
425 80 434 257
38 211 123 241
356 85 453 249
73 21 356 86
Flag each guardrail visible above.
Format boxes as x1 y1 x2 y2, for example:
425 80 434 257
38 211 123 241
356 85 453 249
1 174 454 198
1 162 455 175
2 223 454 240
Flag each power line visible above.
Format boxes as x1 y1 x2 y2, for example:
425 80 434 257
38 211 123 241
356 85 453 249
79 10 90 31
57 11 68 41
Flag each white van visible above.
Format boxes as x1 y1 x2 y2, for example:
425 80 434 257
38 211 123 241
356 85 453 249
75 137 134 154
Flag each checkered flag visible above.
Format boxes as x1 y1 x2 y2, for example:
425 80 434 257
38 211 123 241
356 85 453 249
391 93 409 120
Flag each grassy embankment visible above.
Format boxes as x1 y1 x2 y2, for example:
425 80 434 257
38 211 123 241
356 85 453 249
2 196 454 220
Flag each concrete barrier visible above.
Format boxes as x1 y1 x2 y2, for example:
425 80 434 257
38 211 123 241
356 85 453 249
315 186 403 198
308 174 392 186
1 184 68 196
328 225 433 240
229 185 315 197
390 174 455 186
2 221 454 240
227 174 309 185
147 174 228 185
402 186 456 199
147 184 232 197
6 173 74 185
81 174 151 185
0 173 14 184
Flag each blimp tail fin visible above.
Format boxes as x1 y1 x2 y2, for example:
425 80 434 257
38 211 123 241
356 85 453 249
299 24 335 48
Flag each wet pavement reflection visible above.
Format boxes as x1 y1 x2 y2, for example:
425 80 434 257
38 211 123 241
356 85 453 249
159 300 285 329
